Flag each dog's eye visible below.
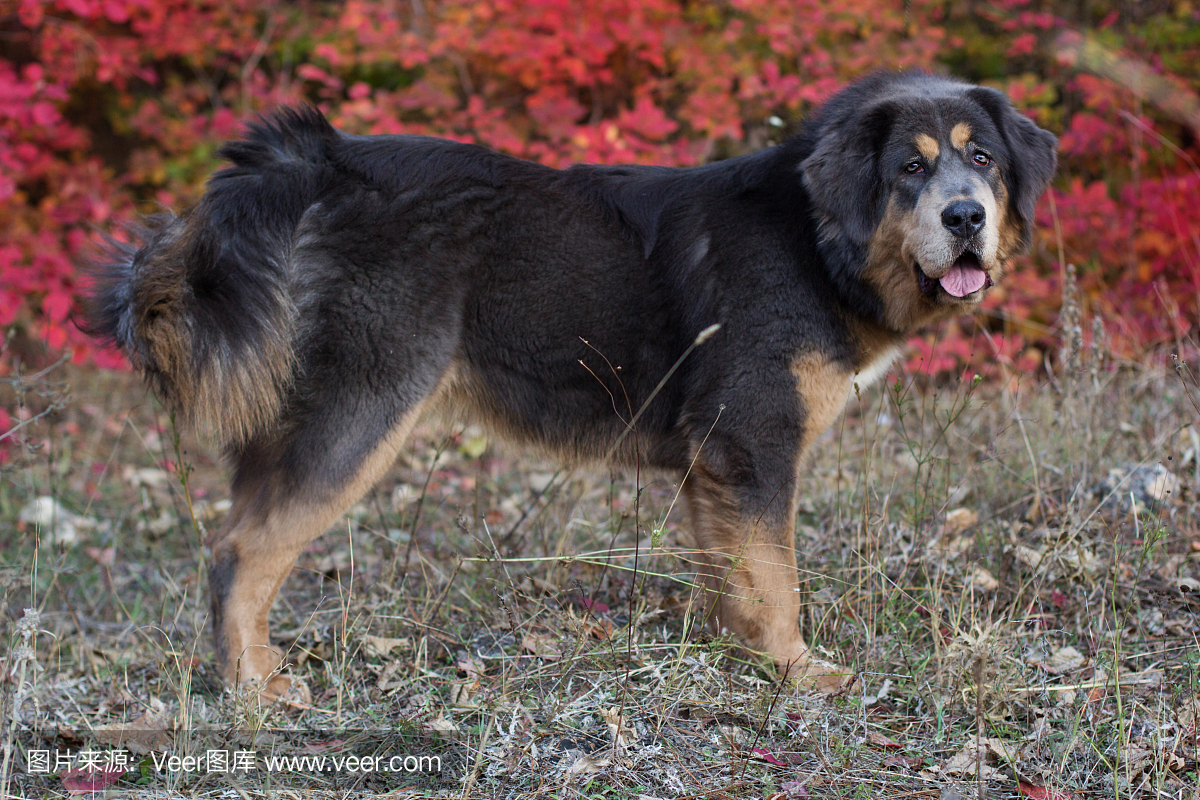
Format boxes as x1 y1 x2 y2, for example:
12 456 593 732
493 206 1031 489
972 152 992 167
905 161 924 174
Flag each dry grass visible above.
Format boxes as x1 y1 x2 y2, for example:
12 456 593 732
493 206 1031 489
1 316 1199 799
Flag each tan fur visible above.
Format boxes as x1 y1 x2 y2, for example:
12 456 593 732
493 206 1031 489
951 122 972 151
189 336 295 444
994 179 1023 266
791 354 855 455
131 218 296 444
210 399 429 697
862 198 942 331
914 133 940 161
684 458 846 687
847 318 905 379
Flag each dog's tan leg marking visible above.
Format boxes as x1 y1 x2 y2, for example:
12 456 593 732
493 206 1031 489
784 353 864 689
210 404 426 702
685 470 851 693
683 356 863 692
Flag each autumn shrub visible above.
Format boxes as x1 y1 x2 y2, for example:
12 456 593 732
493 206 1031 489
1 0 1197 381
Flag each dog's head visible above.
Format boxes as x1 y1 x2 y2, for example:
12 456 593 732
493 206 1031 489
800 72 1057 331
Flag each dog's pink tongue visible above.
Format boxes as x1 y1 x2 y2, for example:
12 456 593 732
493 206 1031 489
940 263 988 297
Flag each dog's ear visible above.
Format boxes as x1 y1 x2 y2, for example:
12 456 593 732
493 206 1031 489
801 102 896 245
968 87 1057 237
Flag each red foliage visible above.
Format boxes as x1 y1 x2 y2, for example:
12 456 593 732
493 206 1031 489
2 0 1199 379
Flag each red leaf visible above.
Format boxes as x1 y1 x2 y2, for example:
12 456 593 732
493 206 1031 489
61 766 123 793
1018 781 1073 800
867 731 904 748
103 0 130 23
44 290 71 323
31 101 58 127
752 747 785 766
578 596 609 614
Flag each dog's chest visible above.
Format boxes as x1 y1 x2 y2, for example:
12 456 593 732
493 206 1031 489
791 344 900 450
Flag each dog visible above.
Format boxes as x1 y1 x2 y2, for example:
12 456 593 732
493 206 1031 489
86 70 1056 699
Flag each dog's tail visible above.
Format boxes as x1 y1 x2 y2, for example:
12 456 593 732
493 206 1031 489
84 107 339 444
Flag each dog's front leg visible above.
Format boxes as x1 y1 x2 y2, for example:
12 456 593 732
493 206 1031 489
685 458 852 692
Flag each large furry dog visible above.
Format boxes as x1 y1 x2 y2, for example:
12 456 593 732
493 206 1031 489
88 71 1056 698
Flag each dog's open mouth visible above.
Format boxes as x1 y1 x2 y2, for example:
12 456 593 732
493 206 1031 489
917 252 993 298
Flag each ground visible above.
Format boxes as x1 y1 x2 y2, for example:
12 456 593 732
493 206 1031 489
1 331 1198 799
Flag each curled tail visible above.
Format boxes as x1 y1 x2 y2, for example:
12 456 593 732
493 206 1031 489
84 107 339 443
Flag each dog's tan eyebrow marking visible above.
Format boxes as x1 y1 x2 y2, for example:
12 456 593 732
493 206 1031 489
914 133 939 161
950 123 972 151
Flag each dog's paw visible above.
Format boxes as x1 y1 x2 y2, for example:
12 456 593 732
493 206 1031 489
259 673 312 709
234 672 312 710
778 657 856 695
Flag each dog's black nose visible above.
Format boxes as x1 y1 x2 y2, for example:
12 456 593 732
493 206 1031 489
941 200 986 238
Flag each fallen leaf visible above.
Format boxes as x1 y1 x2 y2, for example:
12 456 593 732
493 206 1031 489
61 766 124 794
1030 646 1086 674
94 710 172 754
583 619 614 640
448 679 479 708
19 496 80 546
882 754 925 769
969 567 999 591
944 507 978 531
1177 577 1200 594
85 546 115 566
363 635 409 659
984 738 1018 761
459 433 488 459
1121 747 1154 773
422 715 459 737
600 706 637 747
528 471 555 492
121 466 171 490
1142 464 1178 502
1013 544 1045 570
566 753 611 775
521 632 562 660
753 747 786 765
456 654 486 678
941 737 1016 778
867 731 904 748
578 596 610 614
1018 781 1074 799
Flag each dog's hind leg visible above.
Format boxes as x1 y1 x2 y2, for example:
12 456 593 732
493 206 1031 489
208 394 436 702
